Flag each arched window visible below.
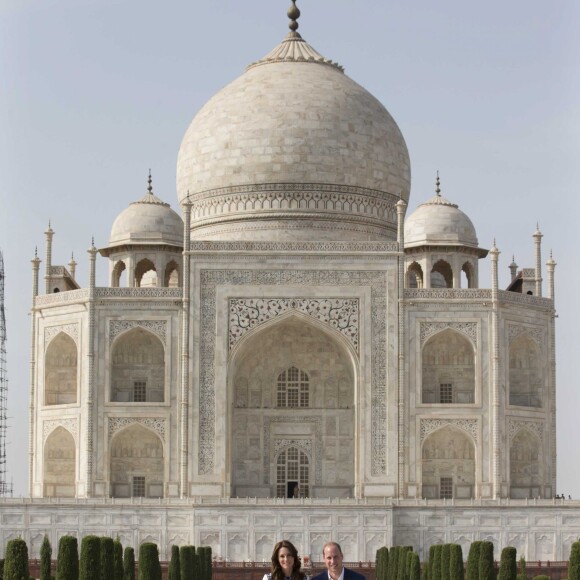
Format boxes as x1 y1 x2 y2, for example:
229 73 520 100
135 259 157 287
510 429 542 498
276 446 310 498
431 260 453 288
407 262 423 289
277 366 309 408
111 328 165 403
45 332 77 405
110 425 164 498
164 260 180 288
44 427 75 497
509 334 542 407
422 329 475 404
461 261 475 288
112 260 126 287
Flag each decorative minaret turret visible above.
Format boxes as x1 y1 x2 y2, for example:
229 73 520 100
546 250 557 303
180 198 192 498
68 253 77 281
85 237 97 497
29 247 41 495
396 197 407 496
533 224 543 297
509 255 518 281
489 239 501 498
44 221 54 294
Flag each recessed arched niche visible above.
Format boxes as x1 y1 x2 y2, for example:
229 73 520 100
44 427 75 497
509 334 542 407
229 315 356 499
45 333 78 405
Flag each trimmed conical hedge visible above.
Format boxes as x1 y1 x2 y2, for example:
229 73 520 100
80 535 101 580
478 542 495 580
3 538 29 580
466 541 482 580
169 545 181 580
40 534 52 580
376 547 389 580
113 538 124 580
100 537 114 580
56 535 79 580
179 546 195 580
569 541 580 580
441 544 451 580
498 547 517 580
431 545 443 580
409 552 421 580
123 547 135 580
138 543 161 580
449 544 464 580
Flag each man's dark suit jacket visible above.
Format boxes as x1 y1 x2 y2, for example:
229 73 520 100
311 568 367 580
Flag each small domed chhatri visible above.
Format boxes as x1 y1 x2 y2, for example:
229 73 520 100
108 171 183 248
176 1 410 241
405 174 480 249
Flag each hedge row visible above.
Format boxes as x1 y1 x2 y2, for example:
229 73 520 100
0 537 213 580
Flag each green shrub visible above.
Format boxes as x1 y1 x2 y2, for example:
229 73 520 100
441 544 451 580
431 545 443 580
113 538 123 580
449 544 464 580
532 576 550 580
398 547 412 580
100 537 114 580
569 542 580 580
466 542 482 580
179 546 194 580
40 535 52 580
391 547 402 580
517 557 527 580
168 546 181 580
56 535 79 580
80 536 100 580
123 547 135 580
406 550 415 580
138 543 161 580
3 538 29 580
498 547 517 580
205 546 212 580
478 542 495 580
376 547 389 580
409 552 421 580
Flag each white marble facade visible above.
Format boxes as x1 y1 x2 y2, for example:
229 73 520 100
10 5 567 562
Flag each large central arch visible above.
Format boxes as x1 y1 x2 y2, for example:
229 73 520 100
228 313 358 498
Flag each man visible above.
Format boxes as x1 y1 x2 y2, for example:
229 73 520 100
312 542 366 580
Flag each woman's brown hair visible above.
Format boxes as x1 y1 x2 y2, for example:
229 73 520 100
270 540 305 580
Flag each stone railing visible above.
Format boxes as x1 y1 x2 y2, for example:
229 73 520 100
34 289 89 307
94 287 182 299
405 289 492 301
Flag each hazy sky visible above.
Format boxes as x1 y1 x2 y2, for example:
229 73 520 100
1 0 579 497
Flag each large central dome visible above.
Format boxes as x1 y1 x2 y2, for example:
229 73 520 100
177 15 410 241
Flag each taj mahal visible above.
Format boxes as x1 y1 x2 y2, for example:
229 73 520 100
1 1 578 565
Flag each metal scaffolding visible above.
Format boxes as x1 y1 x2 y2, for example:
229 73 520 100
0 249 13 496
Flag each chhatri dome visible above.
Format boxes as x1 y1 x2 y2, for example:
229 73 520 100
404 175 480 249
176 1 411 241
107 172 184 249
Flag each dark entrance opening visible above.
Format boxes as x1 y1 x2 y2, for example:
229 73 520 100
287 481 298 498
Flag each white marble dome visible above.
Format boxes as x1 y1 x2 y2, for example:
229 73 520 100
109 187 184 249
176 31 410 241
405 191 479 248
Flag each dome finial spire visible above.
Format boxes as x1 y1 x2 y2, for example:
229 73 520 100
435 171 441 196
147 169 153 195
288 0 301 34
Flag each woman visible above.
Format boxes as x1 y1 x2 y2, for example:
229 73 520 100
262 540 311 580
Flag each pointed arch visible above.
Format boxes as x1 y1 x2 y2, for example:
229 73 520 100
110 327 165 402
407 261 424 289
45 332 78 405
421 426 475 499
509 333 542 407
44 427 76 497
134 258 156 287
164 260 180 288
510 427 543 498
431 259 453 288
461 260 475 288
422 328 475 404
110 424 164 498
112 260 127 287
275 445 310 498
229 312 357 498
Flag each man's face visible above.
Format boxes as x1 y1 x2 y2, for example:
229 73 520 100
323 544 344 576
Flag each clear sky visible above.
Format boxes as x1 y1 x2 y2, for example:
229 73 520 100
1 0 579 497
